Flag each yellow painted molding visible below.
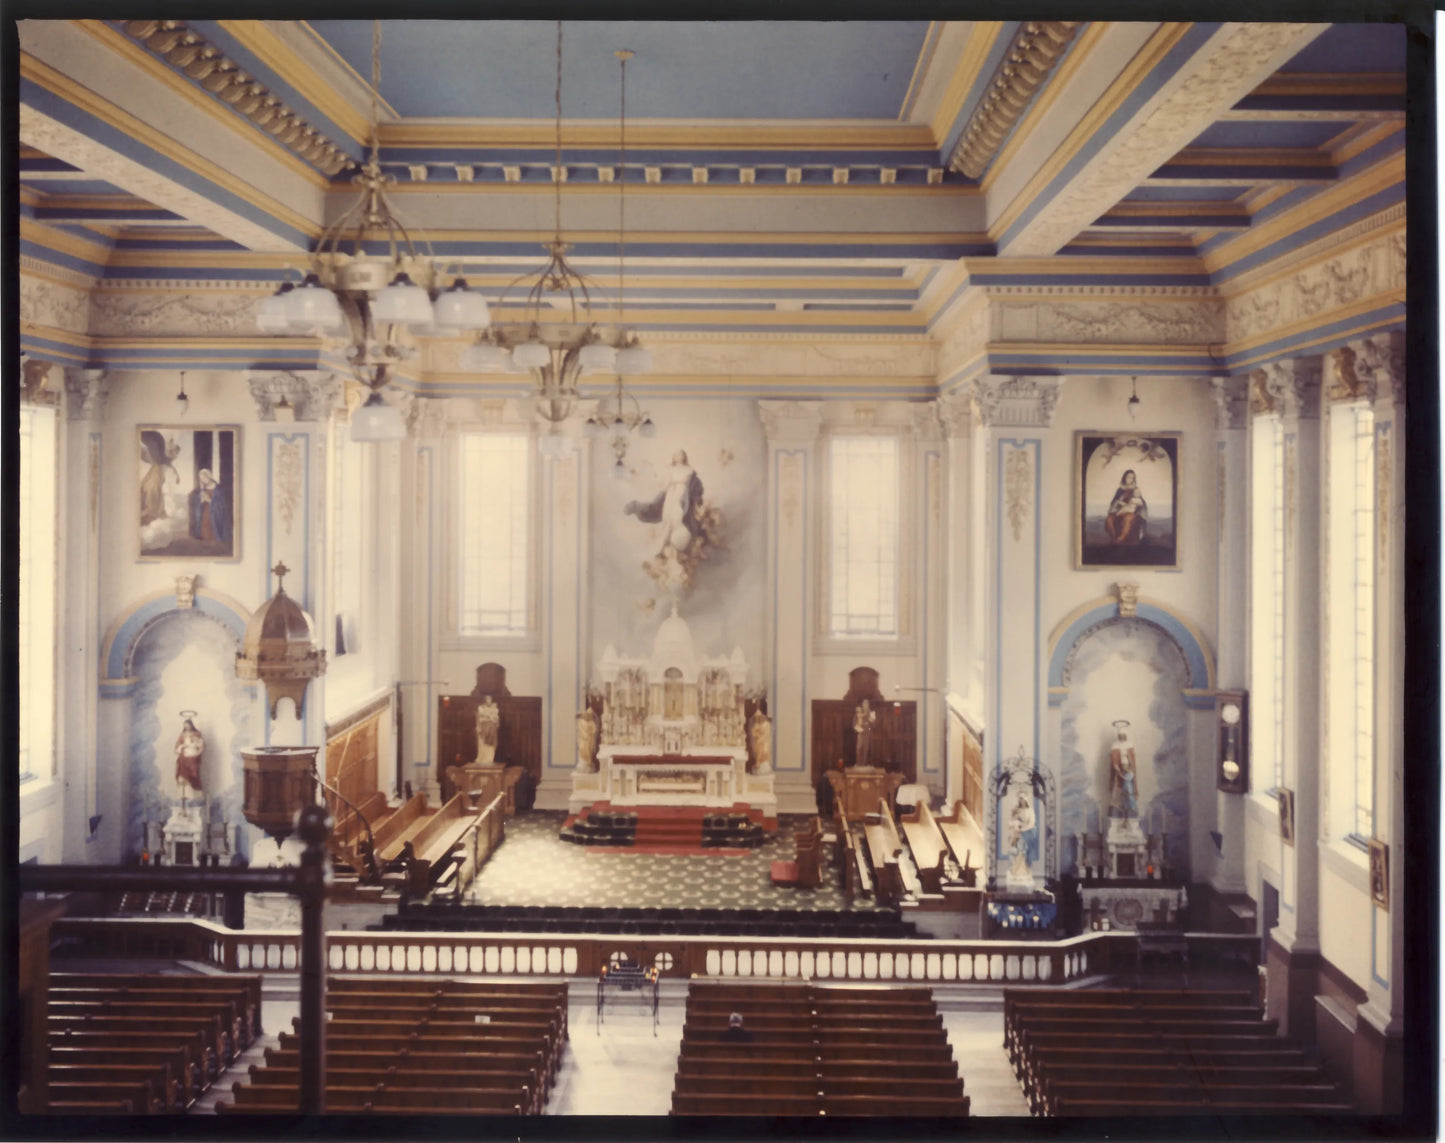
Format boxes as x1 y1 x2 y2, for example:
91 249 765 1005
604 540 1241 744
929 21 1005 146
989 22 1192 242
379 121 939 151
1329 121 1404 166
1203 151 1403 274
72 19 334 191
20 216 115 263
20 52 323 242
897 21 944 122
1218 213 1404 300
17 323 93 348
982 21 1109 193
218 19 372 146
991 340 1216 358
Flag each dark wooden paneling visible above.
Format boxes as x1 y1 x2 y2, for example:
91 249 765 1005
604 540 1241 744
438 693 542 801
811 699 915 787
325 710 383 810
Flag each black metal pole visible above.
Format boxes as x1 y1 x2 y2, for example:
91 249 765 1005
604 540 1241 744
294 803 332 1115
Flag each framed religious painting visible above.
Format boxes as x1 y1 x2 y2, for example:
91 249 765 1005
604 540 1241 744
1075 431 1181 569
138 425 240 560
1368 838 1389 910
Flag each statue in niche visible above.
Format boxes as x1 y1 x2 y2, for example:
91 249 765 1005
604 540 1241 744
475 696 500 765
852 700 877 767
1006 787 1037 878
749 709 773 774
576 709 598 772
1109 720 1139 820
624 448 724 597
174 711 205 805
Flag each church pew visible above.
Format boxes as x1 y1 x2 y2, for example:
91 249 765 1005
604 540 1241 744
46 1027 215 1084
934 801 984 883
246 1066 541 1113
683 1013 944 1036
46 1064 180 1112
50 975 262 1040
682 1042 954 1067
677 1057 962 1082
306 1013 562 1055
49 988 259 1045
823 1093 970 1117
316 1004 563 1036
224 1083 527 1114
673 1074 827 1097
48 1014 229 1073
900 801 951 893
49 998 247 1056
1044 1082 1350 1115
44 1100 135 1114
861 802 904 905
672 1091 822 1116
371 793 432 861
46 1079 163 1115
326 978 567 999
1050 1097 1354 1117
48 1044 198 1105
275 1031 554 1088
406 793 482 891
676 1073 965 1101
335 790 388 843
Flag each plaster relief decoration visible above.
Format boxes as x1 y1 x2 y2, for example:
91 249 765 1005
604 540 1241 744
974 376 1061 428
1076 432 1180 570
623 448 723 598
1376 430 1391 569
89 435 101 530
780 453 802 531
90 289 261 338
20 274 90 334
273 439 304 538
138 425 238 560
1003 445 1032 543
1029 299 1222 345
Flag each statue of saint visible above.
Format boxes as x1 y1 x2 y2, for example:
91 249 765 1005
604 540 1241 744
1006 788 1036 878
748 709 773 774
174 712 205 803
1109 720 1139 820
576 709 599 772
852 700 877 768
475 696 500 765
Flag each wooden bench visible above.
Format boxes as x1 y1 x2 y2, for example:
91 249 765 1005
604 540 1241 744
44 1100 134 1114
823 1093 969 1117
327 978 567 998
900 801 951 893
50 974 262 1040
1052 1096 1354 1116
49 1044 199 1105
934 800 984 884
862 801 905 905
49 997 247 1057
372 792 432 862
406 793 483 894
46 1063 180 1112
46 1027 215 1085
247 1065 541 1114
47 1079 162 1114
222 1084 527 1114
672 1091 822 1116
49 1014 229 1074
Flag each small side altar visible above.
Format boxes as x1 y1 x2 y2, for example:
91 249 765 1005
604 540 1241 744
570 606 775 817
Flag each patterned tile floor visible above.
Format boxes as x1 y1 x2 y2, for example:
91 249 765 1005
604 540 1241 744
458 811 892 914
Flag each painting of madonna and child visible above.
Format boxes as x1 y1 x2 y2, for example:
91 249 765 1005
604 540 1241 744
1075 432 1180 570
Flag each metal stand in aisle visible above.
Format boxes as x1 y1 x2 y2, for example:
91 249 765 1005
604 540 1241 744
596 954 659 1036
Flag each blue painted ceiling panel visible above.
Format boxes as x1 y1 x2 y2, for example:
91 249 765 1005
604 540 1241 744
306 20 931 121
1278 23 1406 73
1186 121 1351 150
1125 186 1251 202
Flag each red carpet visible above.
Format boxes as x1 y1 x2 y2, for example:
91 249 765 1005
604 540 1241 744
569 802 773 856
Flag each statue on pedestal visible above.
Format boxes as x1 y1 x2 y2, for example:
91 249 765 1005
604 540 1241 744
748 709 772 774
475 695 500 765
852 700 877 767
174 711 205 806
576 709 598 772
1109 720 1139 820
1006 789 1037 880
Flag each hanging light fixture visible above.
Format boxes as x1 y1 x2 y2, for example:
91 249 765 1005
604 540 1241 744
175 370 189 417
255 21 491 442
583 46 654 473
1127 375 1141 419
463 23 652 428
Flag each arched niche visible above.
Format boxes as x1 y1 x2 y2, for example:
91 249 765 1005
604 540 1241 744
100 588 256 860
1047 599 1214 879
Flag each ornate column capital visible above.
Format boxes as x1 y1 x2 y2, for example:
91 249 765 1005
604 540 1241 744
1352 330 1406 410
758 399 823 445
908 400 945 442
1251 357 1321 421
1209 376 1248 430
64 368 110 422
403 394 453 437
973 375 1062 429
248 370 343 423
937 390 977 438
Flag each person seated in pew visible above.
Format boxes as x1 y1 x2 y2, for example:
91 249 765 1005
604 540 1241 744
719 1013 754 1043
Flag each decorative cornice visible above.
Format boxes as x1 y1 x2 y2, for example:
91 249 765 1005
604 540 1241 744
1209 376 1248 431
64 367 110 421
973 375 1062 428
121 20 353 177
248 370 342 422
758 399 824 444
948 22 1081 179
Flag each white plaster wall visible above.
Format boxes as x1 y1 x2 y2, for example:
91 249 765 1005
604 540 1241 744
1318 849 1372 987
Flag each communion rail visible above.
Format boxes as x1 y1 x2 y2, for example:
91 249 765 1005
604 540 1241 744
45 916 1258 985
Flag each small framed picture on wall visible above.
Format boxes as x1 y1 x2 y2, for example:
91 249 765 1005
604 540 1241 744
1368 838 1389 910
1277 787 1296 846
1075 431 1181 569
138 425 240 561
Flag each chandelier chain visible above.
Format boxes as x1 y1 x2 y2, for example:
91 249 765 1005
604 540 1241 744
369 19 382 163
553 20 564 246
618 48 628 331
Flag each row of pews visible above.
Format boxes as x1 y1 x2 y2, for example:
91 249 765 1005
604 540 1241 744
1005 987 1353 1116
671 981 970 1117
217 978 569 1114
45 972 262 1113
330 789 500 899
840 797 982 909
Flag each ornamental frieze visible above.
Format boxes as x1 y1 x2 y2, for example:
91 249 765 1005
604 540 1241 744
90 289 265 337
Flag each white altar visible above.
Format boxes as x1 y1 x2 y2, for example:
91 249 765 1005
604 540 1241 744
570 606 776 816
